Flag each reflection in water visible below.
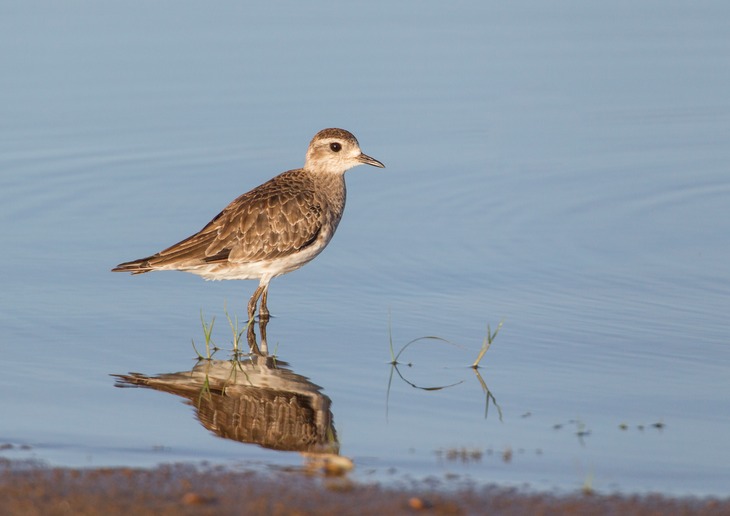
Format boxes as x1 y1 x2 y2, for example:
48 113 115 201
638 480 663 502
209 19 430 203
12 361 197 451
472 368 503 421
386 333 503 421
113 320 339 456
386 361 502 421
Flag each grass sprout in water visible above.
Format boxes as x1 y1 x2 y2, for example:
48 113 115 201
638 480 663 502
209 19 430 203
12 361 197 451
471 321 504 369
224 302 250 354
386 318 505 420
192 304 257 359
192 310 218 360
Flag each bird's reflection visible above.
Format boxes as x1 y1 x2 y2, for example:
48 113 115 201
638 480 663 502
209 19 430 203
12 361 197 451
113 319 339 456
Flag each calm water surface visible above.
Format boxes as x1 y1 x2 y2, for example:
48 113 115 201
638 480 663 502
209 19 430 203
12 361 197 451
1 1 729 497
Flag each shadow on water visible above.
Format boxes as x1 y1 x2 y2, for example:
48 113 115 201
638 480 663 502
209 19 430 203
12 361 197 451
112 319 350 474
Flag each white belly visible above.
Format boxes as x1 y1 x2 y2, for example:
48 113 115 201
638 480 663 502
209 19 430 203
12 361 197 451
179 239 328 282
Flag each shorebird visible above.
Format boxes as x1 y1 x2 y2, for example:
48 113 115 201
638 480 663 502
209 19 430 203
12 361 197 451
112 128 384 320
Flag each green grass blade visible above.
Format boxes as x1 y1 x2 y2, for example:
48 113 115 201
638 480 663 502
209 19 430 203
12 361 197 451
471 320 504 368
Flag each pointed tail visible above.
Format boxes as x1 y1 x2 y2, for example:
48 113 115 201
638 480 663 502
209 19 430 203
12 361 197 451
111 256 156 275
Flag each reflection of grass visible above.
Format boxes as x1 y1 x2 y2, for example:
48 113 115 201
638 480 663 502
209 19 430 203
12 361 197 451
471 321 504 368
385 345 463 419
197 372 213 407
386 315 505 420
193 355 251 409
473 368 503 421
385 316 465 418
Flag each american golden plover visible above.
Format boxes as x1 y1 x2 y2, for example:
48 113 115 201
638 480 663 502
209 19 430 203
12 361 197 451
112 128 384 319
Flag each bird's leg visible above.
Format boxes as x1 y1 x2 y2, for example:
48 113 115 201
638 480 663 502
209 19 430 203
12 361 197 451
259 286 270 321
258 317 269 355
246 319 262 355
247 284 265 322
245 316 269 356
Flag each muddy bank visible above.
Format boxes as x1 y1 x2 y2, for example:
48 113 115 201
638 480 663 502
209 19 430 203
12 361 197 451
0 461 727 516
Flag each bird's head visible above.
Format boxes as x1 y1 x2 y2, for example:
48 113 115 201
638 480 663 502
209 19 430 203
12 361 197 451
304 128 384 175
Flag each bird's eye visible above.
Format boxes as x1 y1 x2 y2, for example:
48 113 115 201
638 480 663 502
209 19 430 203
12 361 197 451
330 142 342 152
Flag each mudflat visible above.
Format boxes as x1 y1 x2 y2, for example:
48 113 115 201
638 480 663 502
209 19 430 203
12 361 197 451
1 461 727 516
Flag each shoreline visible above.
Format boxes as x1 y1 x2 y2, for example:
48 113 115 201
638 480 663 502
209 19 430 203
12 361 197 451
1 460 727 515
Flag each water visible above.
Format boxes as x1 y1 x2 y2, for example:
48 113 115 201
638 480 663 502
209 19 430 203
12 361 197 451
1 0 729 497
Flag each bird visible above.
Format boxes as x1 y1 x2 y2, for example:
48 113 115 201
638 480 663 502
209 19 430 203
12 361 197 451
112 128 385 320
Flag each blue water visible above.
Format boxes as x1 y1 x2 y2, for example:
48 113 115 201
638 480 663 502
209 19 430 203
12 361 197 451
1 0 729 497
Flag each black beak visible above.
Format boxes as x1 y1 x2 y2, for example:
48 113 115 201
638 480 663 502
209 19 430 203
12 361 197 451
358 153 385 168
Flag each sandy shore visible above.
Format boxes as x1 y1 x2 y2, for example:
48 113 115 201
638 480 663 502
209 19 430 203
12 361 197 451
1 460 728 515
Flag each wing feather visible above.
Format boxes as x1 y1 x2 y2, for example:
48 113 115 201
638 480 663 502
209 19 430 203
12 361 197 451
146 169 325 269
